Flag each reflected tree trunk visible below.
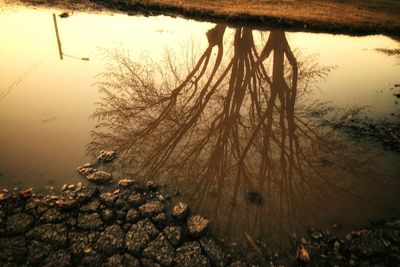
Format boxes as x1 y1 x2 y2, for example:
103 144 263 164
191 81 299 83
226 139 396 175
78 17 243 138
89 25 380 246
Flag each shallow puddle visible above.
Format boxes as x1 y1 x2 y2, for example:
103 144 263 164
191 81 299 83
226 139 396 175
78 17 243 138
0 4 399 247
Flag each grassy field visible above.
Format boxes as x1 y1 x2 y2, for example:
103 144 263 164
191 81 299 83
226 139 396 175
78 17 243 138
10 0 400 36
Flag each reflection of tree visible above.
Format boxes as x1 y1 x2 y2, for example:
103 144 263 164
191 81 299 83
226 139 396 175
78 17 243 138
90 25 380 246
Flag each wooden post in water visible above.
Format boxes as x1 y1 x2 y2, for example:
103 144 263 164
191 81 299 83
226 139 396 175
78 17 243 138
52 14 63 60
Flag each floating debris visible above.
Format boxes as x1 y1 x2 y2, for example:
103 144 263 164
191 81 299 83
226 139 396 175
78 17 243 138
58 12 69 18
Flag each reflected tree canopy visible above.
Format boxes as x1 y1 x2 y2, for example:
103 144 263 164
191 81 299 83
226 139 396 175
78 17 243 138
89 25 383 246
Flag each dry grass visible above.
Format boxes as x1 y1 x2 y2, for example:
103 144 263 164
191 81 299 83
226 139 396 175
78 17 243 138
10 0 400 35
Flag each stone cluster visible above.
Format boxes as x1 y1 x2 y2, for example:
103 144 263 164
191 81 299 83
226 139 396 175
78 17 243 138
0 183 230 267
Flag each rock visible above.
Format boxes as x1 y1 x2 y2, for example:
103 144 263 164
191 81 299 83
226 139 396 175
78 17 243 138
121 253 141 266
153 212 167 226
0 193 7 202
118 178 136 188
81 253 103 267
77 213 103 230
126 209 140 223
175 241 211 267
93 224 124 255
139 200 165 217
27 240 54 265
0 236 27 263
143 233 175 266
334 240 340 253
164 225 182 247
116 210 126 220
103 253 141 267
6 213 34 233
384 228 400 244
75 186 99 202
101 209 114 222
229 261 248 267
77 164 96 176
104 254 141 267
350 230 386 257
200 237 225 266
55 199 76 210
41 249 71 267
141 257 162 267
99 192 116 206
80 200 100 212
18 187 33 198
97 150 116 163
104 254 124 266
67 184 75 190
114 198 126 209
127 193 144 207
83 163 92 168
125 219 159 253
172 202 189 220
69 231 99 256
146 180 159 191
41 208 61 223
345 233 352 241
60 184 67 191
311 230 323 240
187 215 209 236
86 171 112 184
26 223 68 247
388 219 400 229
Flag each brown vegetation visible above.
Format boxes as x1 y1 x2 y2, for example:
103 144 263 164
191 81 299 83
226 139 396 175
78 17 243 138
10 0 400 36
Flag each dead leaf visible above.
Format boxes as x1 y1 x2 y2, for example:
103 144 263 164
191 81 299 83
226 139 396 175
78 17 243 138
296 244 310 263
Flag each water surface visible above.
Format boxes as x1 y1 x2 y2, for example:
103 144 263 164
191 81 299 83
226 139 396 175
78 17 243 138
0 4 399 248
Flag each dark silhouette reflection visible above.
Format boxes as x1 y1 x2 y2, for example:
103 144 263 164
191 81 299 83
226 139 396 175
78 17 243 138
90 25 385 247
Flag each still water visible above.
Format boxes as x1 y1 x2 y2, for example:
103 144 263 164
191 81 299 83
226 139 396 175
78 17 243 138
0 4 399 247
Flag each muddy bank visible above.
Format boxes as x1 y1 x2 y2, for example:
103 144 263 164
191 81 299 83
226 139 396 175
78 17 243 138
1 181 399 266
9 0 400 38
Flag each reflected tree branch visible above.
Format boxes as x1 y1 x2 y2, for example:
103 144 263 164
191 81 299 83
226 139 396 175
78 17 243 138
89 25 381 246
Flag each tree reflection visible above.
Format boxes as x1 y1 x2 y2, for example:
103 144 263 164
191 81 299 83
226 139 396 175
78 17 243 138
90 25 379 246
